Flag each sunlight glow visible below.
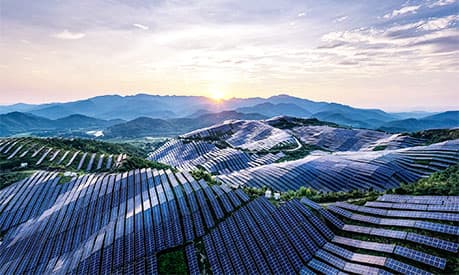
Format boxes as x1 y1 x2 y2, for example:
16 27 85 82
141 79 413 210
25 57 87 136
210 90 225 101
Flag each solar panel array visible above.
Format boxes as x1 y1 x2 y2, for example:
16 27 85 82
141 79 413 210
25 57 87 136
300 196 458 274
180 119 297 151
148 139 217 170
0 138 126 172
217 139 459 191
149 139 285 173
1 168 458 274
0 169 248 274
291 125 424 152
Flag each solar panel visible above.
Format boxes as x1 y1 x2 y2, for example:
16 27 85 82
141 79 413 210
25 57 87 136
394 246 446 269
307 259 340 275
406 232 458 253
185 244 200 275
384 258 431 275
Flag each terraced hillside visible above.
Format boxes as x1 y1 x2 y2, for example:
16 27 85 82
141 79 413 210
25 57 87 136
290 125 425 152
0 169 457 274
181 119 298 151
0 137 130 172
217 139 459 192
149 139 284 173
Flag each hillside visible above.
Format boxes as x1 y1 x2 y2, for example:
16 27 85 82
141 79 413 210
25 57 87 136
0 112 123 136
104 111 266 138
2 94 457 134
237 102 312 118
378 111 459 132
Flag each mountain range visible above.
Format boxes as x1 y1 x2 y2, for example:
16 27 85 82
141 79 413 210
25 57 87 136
0 94 457 137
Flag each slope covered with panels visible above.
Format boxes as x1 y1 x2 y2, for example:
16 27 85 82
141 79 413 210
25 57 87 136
0 138 126 172
148 139 217 170
0 169 249 274
301 195 459 274
290 125 424 152
149 139 284 173
1 170 458 274
217 139 459 191
181 119 297 151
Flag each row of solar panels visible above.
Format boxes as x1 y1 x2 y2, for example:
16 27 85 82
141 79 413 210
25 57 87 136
217 139 459 192
0 138 126 172
377 194 459 205
181 119 297 151
148 139 217 169
0 169 250 274
1 167 457 274
300 197 458 273
200 197 447 275
291 125 424 152
334 201 459 223
149 139 285 174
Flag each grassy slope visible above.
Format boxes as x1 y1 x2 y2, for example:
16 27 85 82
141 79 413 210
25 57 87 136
0 137 172 189
408 128 459 145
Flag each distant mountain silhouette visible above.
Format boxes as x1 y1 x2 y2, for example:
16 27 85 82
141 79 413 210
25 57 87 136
104 111 266 138
0 112 123 136
0 94 457 135
237 102 312 118
378 111 459 132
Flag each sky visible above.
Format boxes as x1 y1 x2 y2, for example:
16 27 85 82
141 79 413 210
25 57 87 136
0 0 458 111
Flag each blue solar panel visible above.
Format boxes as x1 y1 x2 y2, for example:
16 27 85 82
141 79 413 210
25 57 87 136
384 258 431 275
394 245 446 269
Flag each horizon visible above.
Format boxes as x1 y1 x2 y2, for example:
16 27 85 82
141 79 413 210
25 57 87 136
1 0 458 111
1 92 458 113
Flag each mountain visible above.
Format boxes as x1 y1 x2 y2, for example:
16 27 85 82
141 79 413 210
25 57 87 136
0 112 55 136
391 111 438 119
378 111 459 132
236 102 312 118
0 103 38 114
0 112 124 136
104 111 266 138
54 114 123 129
1 93 457 132
0 94 393 124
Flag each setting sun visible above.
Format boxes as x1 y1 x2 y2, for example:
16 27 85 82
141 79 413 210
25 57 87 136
210 90 225 101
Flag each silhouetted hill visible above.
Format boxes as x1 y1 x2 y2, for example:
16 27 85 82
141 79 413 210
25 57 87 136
237 102 312 118
1 94 457 132
0 112 124 136
104 111 266 138
379 111 459 132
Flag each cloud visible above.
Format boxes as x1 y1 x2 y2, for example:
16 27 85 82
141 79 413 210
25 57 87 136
297 12 306 17
334 16 348 23
429 0 456 7
317 13 459 73
52 30 85 40
383 5 421 19
133 23 149 30
418 15 457 31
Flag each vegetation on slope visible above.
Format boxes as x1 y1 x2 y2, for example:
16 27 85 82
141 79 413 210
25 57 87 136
157 249 187 274
113 156 173 173
390 164 459 195
275 144 323 162
28 137 148 157
243 164 459 204
0 137 173 189
0 170 35 190
409 128 459 145
267 116 340 130
190 169 218 185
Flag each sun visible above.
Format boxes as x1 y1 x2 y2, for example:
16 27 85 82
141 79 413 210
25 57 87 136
210 90 225 101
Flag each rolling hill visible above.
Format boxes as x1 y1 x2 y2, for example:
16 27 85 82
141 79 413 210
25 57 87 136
379 111 459 132
0 112 123 136
104 111 267 138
